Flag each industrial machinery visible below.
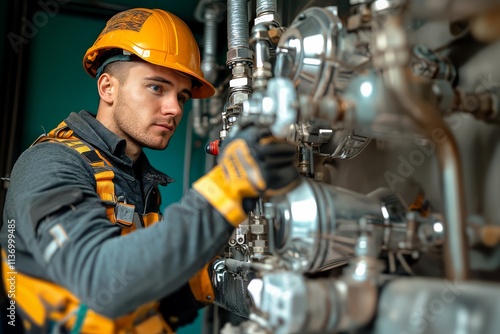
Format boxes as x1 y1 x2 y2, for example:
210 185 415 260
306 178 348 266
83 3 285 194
193 0 500 333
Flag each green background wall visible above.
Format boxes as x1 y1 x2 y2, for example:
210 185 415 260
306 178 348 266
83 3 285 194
7 7 209 334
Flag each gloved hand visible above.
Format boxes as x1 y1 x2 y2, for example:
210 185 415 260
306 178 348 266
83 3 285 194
208 257 253 318
188 257 254 319
193 125 299 226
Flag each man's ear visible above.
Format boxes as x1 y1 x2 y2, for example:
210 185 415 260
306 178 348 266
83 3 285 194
97 73 115 104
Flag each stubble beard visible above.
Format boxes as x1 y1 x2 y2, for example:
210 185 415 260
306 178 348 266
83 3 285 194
113 101 172 151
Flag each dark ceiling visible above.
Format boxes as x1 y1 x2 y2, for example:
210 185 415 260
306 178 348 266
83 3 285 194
62 0 206 33
83 0 201 21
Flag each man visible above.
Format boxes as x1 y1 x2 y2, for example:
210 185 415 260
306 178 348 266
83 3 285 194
1 8 298 333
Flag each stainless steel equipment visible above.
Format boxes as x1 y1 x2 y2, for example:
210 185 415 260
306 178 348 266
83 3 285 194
194 0 500 333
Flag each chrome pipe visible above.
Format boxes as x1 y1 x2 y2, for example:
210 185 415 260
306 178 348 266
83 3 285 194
256 0 277 17
227 0 249 50
201 6 219 84
374 16 469 280
224 0 253 137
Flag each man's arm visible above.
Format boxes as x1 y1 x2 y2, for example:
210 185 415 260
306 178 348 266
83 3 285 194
3 142 233 318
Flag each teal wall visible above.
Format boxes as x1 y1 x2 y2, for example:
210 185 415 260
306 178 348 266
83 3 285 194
21 13 102 148
19 8 207 334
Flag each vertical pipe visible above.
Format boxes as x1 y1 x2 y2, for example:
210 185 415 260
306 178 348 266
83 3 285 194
256 0 277 17
227 0 249 50
224 0 253 137
193 2 223 139
201 6 218 84
251 23 272 92
183 110 194 195
252 0 279 92
374 16 469 280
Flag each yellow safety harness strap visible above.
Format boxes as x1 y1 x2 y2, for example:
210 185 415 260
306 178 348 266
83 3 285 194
2 250 173 333
17 122 172 333
35 123 117 223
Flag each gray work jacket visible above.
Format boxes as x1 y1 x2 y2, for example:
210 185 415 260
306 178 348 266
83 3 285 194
1 110 233 325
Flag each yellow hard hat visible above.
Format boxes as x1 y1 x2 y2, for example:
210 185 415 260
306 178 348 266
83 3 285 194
83 8 215 99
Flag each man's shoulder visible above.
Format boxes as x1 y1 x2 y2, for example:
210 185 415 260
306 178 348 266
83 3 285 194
6 139 98 204
15 140 96 175
26 138 87 155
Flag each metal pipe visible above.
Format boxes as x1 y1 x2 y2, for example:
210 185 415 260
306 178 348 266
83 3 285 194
224 0 253 137
256 0 277 17
192 1 225 138
227 0 249 50
183 111 194 195
250 0 281 94
201 6 219 84
251 23 273 93
192 99 206 137
374 16 469 280
248 264 379 333
388 68 470 281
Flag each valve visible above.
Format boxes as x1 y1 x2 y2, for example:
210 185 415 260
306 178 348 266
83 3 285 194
205 139 220 156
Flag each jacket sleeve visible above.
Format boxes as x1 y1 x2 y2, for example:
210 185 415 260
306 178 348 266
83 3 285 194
1 142 233 318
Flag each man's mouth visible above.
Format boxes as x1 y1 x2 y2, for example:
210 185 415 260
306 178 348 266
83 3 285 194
154 123 174 131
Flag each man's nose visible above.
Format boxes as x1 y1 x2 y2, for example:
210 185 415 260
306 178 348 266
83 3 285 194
160 94 183 117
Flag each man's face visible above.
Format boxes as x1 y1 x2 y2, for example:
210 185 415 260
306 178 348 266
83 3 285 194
108 61 193 152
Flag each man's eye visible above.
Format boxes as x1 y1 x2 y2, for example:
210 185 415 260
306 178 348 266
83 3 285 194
178 95 188 104
149 85 163 93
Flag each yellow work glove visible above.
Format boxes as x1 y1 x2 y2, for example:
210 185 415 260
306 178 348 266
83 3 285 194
193 125 299 227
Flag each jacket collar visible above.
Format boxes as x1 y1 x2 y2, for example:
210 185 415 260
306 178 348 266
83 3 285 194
65 111 173 186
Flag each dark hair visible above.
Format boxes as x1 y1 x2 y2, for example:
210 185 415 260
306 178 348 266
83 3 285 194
102 61 136 82
96 49 142 81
